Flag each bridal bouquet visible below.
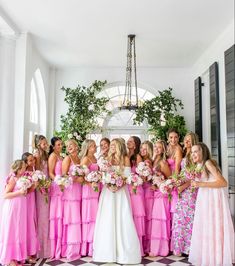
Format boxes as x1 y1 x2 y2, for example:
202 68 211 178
71 164 89 177
170 172 187 187
183 163 203 180
183 163 203 192
102 168 126 191
150 172 165 187
85 171 102 192
32 170 51 203
126 173 143 194
54 174 73 192
16 174 32 192
136 162 152 181
97 157 112 172
159 179 174 200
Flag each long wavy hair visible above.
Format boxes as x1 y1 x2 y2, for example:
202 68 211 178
11 160 25 174
108 138 125 169
140 140 153 161
79 139 95 160
129 136 141 167
183 132 199 167
33 134 48 161
195 142 221 175
153 140 168 161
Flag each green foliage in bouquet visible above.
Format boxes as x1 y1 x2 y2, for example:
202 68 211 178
55 80 110 147
134 88 187 142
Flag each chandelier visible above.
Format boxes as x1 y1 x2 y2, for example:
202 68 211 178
120 34 139 110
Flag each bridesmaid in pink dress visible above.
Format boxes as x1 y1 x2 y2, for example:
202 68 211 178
149 140 171 257
61 139 83 259
189 143 235 266
21 152 40 263
80 139 100 256
140 141 154 254
48 137 64 259
33 134 51 258
0 160 27 266
166 129 182 220
127 136 145 256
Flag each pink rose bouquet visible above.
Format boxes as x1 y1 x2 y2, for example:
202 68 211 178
126 173 143 194
85 171 102 192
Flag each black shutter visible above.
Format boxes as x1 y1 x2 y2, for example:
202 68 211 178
194 77 203 141
225 44 235 191
209 62 221 168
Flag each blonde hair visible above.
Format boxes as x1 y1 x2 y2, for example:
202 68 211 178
184 132 199 166
154 140 168 161
108 138 125 168
11 160 25 174
141 140 153 160
66 139 78 148
80 139 95 159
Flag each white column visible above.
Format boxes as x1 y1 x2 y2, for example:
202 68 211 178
0 36 16 175
0 35 16 210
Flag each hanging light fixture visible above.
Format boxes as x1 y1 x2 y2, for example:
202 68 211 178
120 34 139 110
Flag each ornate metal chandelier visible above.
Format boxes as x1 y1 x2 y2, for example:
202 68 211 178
120 34 139 110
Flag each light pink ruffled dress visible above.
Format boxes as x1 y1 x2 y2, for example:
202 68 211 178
128 165 145 256
61 161 82 259
81 163 100 256
150 183 171 256
35 160 51 258
0 175 27 264
189 172 235 266
49 158 63 259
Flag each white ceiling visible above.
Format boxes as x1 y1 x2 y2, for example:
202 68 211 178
0 0 234 68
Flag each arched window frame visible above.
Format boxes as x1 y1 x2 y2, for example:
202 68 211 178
28 68 46 151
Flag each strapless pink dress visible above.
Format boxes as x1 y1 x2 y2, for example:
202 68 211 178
81 163 100 256
128 165 145 256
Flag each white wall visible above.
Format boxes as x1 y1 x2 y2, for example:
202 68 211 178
191 20 234 176
191 20 235 217
54 67 194 133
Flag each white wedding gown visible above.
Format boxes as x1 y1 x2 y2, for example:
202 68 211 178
93 166 141 264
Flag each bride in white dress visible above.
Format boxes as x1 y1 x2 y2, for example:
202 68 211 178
93 138 141 264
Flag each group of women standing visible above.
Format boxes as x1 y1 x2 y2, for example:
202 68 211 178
0 129 234 266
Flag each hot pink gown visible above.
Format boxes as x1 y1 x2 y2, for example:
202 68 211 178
166 158 178 215
149 166 171 256
189 172 235 265
128 165 145 256
35 160 51 258
26 172 40 256
143 172 154 253
61 161 82 259
81 163 100 256
49 158 63 259
0 175 27 264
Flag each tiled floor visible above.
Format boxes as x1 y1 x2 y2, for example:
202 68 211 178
35 255 192 266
